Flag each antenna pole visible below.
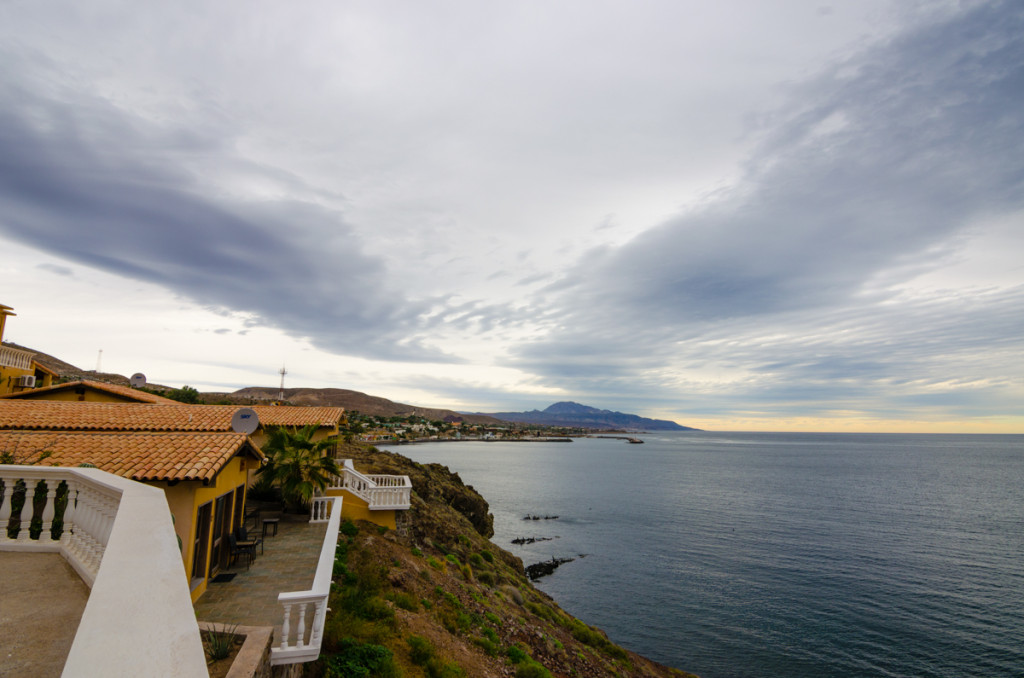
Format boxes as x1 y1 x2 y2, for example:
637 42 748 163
96 349 103 373
279 365 287 401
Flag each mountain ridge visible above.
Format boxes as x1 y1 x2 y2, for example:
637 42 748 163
480 400 698 431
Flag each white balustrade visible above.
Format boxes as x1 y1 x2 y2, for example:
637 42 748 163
272 496 342 665
0 344 34 370
309 495 333 523
327 459 412 510
0 465 207 677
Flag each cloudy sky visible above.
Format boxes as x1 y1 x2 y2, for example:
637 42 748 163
1 1 1022 432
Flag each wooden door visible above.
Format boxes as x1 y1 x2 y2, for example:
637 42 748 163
209 493 231 576
192 502 212 581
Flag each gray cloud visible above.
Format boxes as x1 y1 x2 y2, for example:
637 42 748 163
507 3 1024 419
37 263 74 277
0 57 450 363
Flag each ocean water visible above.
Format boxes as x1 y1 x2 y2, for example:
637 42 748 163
395 432 1024 678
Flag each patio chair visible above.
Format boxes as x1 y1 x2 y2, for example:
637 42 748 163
228 533 256 569
235 526 263 555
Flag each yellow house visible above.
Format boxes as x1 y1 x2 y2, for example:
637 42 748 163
0 304 56 396
0 379 181 404
0 398 406 592
0 429 264 602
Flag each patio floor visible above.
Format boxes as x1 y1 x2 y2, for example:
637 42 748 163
0 551 89 678
193 515 329 630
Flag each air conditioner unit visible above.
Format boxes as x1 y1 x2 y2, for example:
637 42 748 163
15 375 36 388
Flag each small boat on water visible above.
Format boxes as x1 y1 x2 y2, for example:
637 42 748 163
627 438 644 444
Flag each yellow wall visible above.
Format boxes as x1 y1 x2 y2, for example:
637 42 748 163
149 454 256 603
327 488 397 530
0 365 36 396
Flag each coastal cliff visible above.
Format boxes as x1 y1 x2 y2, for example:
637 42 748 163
316 442 696 678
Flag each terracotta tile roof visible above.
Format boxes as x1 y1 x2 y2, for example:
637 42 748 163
0 379 179 403
0 430 264 483
248 406 345 428
0 401 344 432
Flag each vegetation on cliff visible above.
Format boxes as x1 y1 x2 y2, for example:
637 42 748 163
310 443 696 678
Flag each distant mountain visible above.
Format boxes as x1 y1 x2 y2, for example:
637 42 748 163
482 401 698 431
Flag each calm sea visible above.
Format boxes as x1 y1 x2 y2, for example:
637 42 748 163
394 432 1024 678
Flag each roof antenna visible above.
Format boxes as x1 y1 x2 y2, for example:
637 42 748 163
278 365 287 401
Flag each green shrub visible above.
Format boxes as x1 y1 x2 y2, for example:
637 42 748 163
340 520 359 537
473 636 500 656
516 662 553 678
407 635 434 665
201 623 238 661
480 550 494 563
445 553 460 566
478 571 496 587
469 553 484 567
485 611 501 627
355 595 394 622
526 601 554 620
377 524 389 535
389 592 419 612
507 645 530 664
323 639 399 678
481 627 499 643
427 556 443 570
411 547 423 557
430 661 466 678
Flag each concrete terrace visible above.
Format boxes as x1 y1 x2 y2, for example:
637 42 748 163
0 552 89 678
193 516 328 631
0 515 327 677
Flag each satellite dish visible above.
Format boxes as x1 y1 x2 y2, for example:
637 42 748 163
230 407 260 435
130 373 147 388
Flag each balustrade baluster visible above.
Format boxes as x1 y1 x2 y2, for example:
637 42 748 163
0 480 13 542
61 481 79 553
16 479 33 543
280 603 292 650
310 600 325 646
40 479 57 543
81 487 102 570
296 602 308 648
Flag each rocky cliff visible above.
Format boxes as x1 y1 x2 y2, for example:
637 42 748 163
316 441 697 678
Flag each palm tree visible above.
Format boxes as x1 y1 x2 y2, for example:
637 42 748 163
255 425 339 512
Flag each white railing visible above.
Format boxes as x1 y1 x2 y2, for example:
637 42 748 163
272 496 342 665
309 495 333 523
0 344 34 370
0 466 117 586
0 465 207 677
327 459 412 510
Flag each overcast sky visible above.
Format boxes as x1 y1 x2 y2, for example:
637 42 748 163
1 1 1022 432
